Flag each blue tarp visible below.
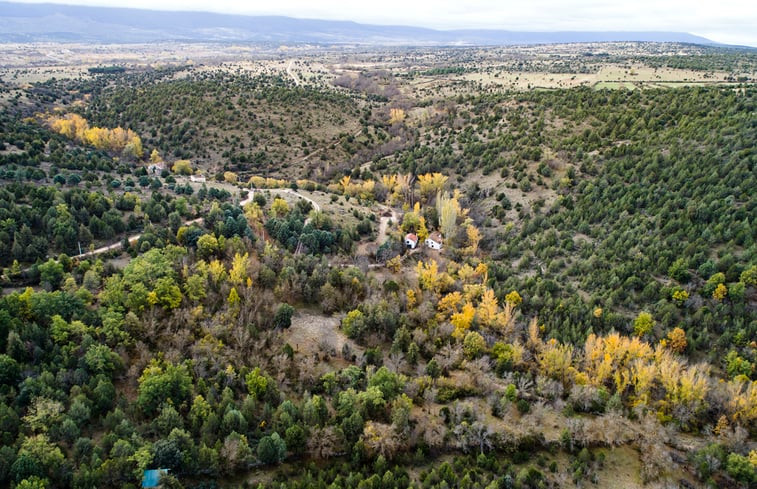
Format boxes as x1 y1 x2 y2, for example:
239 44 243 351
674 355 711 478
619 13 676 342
142 469 169 488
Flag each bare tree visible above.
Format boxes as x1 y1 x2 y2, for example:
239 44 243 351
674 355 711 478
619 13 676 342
413 414 446 451
362 421 400 459
453 421 493 454
385 351 406 373
436 344 461 373
307 426 344 459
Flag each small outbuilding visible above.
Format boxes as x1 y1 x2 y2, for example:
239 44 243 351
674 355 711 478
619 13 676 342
404 233 419 249
425 232 443 250
147 162 166 175
142 469 169 488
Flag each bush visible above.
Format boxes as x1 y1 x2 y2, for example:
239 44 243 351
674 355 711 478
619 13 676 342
725 453 755 484
273 304 295 329
516 399 530 414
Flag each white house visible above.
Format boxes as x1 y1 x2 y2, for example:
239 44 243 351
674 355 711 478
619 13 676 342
425 232 443 250
147 162 166 174
190 175 206 183
404 233 419 249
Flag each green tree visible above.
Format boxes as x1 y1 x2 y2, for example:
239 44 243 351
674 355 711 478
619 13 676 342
739 265 757 286
196 234 219 259
245 368 276 402
137 361 192 416
725 351 753 378
152 439 183 472
221 409 248 436
12 435 64 483
83 344 122 375
425 359 441 379
390 394 413 435
257 432 286 464
704 272 726 296
667 258 690 282
633 311 655 337
463 331 486 359
189 395 212 433
148 277 183 310
302 395 328 426
38 260 64 290
725 453 755 485
16 476 49 489
368 367 403 400
0 355 20 386
341 309 367 340
273 303 295 329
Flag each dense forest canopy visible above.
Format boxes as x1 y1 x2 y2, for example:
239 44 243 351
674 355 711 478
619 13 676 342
0 45 755 489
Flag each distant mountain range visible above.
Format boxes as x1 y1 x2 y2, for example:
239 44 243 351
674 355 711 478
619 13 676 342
0 1 719 45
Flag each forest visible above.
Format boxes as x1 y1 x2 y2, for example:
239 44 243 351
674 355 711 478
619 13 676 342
0 45 755 489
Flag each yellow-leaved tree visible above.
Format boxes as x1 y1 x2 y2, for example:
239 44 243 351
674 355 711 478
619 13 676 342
389 108 406 124
538 340 576 387
340 175 351 194
229 252 249 286
416 259 453 295
725 379 757 425
172 160 193 175
436 191 463 241
437 291 462 319
224 172 238 184
417 173 448 202
244 202 264 234
665 327 687 354
476 289 499 327
463 224 481 255
150 149 163 164
416 259 439 292
451 302 475 339
271 198 290 218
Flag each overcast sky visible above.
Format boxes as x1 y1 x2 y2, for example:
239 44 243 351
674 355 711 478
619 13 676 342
12 0 757 46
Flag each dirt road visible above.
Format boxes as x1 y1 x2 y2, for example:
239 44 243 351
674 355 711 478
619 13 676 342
70 186 255 261
286 59 301 86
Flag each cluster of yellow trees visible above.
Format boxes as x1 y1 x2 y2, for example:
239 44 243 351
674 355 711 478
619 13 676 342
404 256 756 429
248 176 289 189
46 112 143 158
418 173 448 201
381 173 412 205
336 176 376 200
247 176 320 191
389 107 406 124
535 328 755 426
329 172 449 206
414 259 520 339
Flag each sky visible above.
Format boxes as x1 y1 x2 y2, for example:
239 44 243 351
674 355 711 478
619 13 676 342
10 0 757 46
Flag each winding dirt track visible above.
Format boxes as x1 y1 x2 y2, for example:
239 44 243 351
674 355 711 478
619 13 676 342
69 182 327 261
71 185 255 260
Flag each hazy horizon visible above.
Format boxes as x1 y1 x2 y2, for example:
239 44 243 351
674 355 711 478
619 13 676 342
6 0 757 47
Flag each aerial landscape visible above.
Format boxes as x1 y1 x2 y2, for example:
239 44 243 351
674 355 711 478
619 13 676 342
0 1 755 488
